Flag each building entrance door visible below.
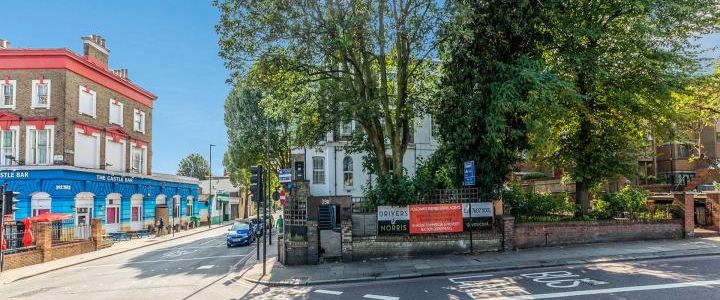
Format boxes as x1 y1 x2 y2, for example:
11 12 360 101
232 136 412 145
318 204 341 260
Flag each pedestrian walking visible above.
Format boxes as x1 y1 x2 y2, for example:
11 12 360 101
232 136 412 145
156 218 164 236
276 215 283 233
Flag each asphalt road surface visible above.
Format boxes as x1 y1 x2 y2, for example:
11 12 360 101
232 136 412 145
244 255 720 300
1 225 260 300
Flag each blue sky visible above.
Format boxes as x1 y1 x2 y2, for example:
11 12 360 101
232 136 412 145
2 0 230 176
2 1 718 176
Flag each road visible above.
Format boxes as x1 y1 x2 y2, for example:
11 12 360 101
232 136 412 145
245 255 720 300
1 225 262 300
4 231 720 300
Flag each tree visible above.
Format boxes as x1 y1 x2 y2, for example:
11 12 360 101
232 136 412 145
215 0 442 177
533 0 720 214
434 0 567 196
223 82 291 185
177 153 211 180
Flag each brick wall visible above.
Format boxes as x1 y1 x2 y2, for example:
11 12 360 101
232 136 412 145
511 219 683 249
3 249 43 270
0 67 153 173
352 232 501 260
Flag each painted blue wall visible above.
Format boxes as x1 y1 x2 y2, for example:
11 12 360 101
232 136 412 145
0 168 199 228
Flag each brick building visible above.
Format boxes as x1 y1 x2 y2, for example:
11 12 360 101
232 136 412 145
0 35 201 233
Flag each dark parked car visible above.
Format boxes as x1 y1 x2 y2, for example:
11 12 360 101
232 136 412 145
226 222 255 247
249 218 264 236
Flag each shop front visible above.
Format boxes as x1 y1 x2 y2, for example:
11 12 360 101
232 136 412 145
0 166 200 233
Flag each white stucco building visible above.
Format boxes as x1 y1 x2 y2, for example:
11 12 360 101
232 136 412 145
291 116 439 198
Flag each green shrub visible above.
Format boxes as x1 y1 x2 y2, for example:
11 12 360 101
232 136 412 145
593 186 649 219
503 183 577 221
364 174 417 206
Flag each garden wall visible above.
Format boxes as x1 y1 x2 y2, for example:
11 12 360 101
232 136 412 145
352 232 501 260
511 219 683 249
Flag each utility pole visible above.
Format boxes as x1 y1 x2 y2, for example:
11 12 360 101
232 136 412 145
0 184 5 273
263 117 269 275
209 144 215 228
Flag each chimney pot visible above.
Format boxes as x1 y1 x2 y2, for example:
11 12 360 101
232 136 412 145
0 39 9 49
82 34 110 69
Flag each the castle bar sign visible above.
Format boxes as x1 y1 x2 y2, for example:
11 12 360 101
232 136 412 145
96 174 134 183
0 171 29 179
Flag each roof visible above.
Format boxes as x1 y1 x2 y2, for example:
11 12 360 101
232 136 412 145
199 177 242 194
0 48 157 107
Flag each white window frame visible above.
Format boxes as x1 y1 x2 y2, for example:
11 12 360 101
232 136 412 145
109 99 124 126
106 194 121 225
73 128 101 169
0 80 17 109
31 79 51 109
130 144 147 174
25 125 54 165
343 156 353 187
133 109 146 133
31 192 52 217
186 196 194 217
0 126 19 166
104 137 126 172
312 156 325 184
78 85 97 117
340 121 354 137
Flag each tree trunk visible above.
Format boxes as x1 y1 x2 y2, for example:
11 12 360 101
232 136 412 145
576 180 591 216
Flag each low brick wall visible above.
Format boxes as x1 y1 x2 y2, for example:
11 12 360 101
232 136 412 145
2 240 96 270
352 232 501 260
3 249 43 270
513 219 683 249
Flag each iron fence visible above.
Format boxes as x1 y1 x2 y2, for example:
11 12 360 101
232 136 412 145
352 188 492 213
51 219 84 245
2 222 39 254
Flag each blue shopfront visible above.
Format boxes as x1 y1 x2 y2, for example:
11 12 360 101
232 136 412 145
0 167 202 233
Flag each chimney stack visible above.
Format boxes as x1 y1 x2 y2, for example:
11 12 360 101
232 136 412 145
82 34 110 69
0 39 10 49
112 69 129 81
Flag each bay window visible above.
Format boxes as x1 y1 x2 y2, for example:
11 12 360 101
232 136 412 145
27 127 53 165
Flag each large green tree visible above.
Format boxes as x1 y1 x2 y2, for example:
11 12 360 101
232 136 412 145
177 153 211 180
533 0 720 213
223 82 291 186
434 0 567 197
215 0 442 177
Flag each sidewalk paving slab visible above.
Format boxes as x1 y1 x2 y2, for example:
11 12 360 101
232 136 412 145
242 236 720 286
0 222 234 284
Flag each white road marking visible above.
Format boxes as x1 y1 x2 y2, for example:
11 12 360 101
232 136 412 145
485 279 720 300
449 274 493 284
314 289 343 295
67 254 248 269
363 294 399 300
197 265 214 270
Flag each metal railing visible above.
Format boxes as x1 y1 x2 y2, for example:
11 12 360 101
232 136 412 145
51 219 84 245
2 222 39 253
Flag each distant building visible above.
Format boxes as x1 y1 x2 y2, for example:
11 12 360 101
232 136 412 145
0 35 200 232
199 176 251 223
291 117 439 198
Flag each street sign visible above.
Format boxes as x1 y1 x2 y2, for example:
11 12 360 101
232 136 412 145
464 160 475 186
278 168 292 183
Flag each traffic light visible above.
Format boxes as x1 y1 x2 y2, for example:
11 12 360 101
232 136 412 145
249 165 263 202
3 190 19 214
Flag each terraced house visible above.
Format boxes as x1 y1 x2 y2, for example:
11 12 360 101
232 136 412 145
0 35 200 233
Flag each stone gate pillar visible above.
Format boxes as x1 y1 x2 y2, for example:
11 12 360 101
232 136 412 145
674 192 695 238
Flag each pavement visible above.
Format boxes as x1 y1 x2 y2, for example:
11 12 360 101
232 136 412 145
0 221 234 284
242 235 720 287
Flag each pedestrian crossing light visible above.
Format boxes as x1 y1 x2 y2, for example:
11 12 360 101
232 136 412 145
249 165 263 202
3 190 19 214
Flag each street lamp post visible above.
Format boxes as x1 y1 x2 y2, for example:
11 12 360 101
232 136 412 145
209 144 215 228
